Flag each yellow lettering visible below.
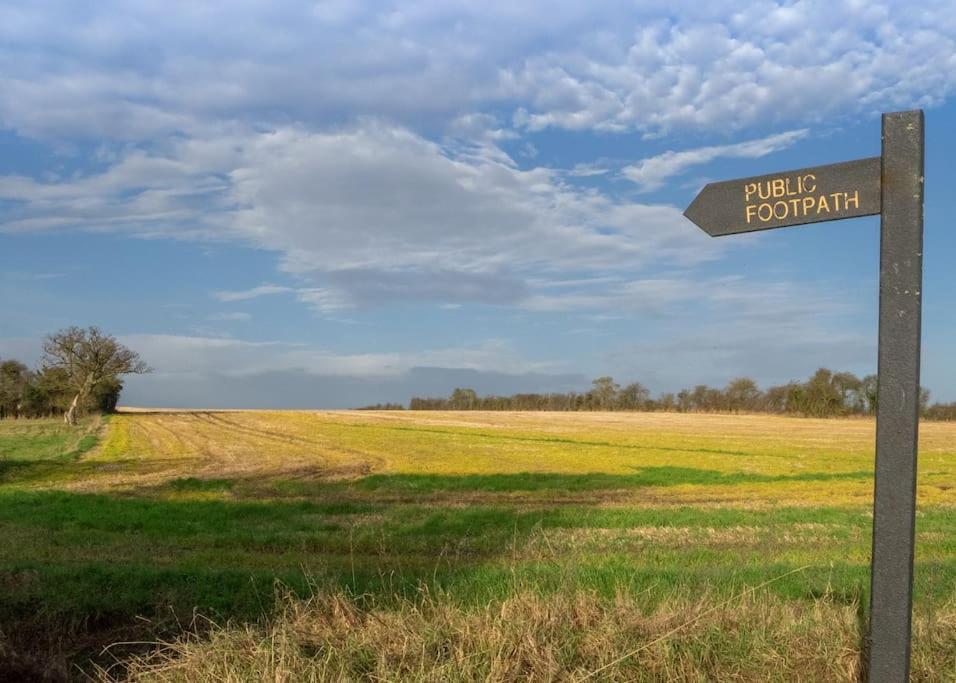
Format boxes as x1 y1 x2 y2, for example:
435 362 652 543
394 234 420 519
742 176 859 224
745 204 757 223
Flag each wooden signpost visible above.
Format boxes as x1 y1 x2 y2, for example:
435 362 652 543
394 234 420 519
684 110 925 683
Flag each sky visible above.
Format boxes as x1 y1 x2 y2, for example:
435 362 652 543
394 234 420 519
1 1 955 408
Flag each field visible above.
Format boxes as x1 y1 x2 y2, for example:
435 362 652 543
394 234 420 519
1 410 955 681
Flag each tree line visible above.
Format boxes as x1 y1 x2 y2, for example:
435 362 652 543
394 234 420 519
410 368 956 420
0 327 149 424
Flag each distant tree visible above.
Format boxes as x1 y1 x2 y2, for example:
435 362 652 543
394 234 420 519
690 385 711 412
676 389 692 412
860 375 879 414
724 377 760 413
42 326 150 425
658 392 676 412
405 367 940 419
618 382 650 410
801 368 843 417
0 359 31 419
90 377 124 414
786 382 806 415
925 401 956 421
358 403 405 410
832 372 863 413
590 377 619 411
764 384 792 414
449 387 478 410
706 387 726 411
26 366 73 417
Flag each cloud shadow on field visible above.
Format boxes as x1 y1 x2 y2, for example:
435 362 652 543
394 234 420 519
3 482 953 680
350 467 874 494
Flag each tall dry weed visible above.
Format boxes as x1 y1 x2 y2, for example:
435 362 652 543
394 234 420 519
96 586 952 682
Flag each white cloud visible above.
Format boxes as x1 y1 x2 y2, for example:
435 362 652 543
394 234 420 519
0 3 953 140
1 121 723 309
521 278 701 313
518 274 853 325
213 285 294 302
0 3 603 139
294 288 353 314
622 129 808 192
504 2 956 134
208 312 252 322
222 124 723 299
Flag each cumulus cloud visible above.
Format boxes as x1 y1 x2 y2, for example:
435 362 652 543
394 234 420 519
622 130 808 192
0 121 722 310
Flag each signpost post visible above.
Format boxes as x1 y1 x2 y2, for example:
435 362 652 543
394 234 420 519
683 110 925 683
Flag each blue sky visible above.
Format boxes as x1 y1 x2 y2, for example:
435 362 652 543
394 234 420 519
1 1 955 407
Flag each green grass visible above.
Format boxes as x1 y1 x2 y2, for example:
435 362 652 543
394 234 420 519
351 467 875 493
0 416 102 482
1 485 953 619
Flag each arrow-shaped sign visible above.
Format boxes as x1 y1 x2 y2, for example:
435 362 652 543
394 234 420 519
684 156 881 236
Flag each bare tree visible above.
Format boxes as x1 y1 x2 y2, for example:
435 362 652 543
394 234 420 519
618 382 650 410
724 377 761 413
42 326 150 426
589 376 620 411
449 387 478 410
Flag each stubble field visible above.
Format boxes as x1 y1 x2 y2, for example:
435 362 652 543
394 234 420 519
1 410 954 681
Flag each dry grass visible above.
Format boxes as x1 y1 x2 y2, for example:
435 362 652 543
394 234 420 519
103 586 955 682
63 409 956 507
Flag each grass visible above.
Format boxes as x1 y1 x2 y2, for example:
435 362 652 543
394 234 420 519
109 585 956 682
0 410 954 680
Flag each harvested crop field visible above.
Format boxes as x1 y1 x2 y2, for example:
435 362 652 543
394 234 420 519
1 410 954 680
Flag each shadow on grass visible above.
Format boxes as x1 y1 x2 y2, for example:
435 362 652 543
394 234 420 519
0 426 100 483
2 482 953 680
0 486 885 639
350 467 873 493
0 456 203 488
